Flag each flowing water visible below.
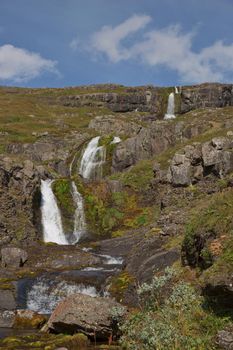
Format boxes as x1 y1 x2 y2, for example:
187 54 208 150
79 136 106 180
41 179 68 245
164 92 176 120
71 181 86 243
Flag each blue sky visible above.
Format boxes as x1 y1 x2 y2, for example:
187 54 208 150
0 0 233 87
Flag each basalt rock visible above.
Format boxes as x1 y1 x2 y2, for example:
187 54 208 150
180 83 233 113
112 120 207 172
157 137 233 187
45 293 126 340
0 157 47 244
1 247 28 267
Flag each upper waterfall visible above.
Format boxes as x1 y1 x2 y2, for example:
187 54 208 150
79 136 106 180
41 179 68 245
164 92 176 120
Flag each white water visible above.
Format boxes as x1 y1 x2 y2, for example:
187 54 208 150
175 86 179 94
27 278 98 314
41 180 68 245
164 92 176 120
79 136 106 180
111 136 121 144
71 181 86 243
99 254 124 265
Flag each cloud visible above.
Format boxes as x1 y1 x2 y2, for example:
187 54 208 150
0 44 58 82
88 15 233 83
90 14 151 62
70 37 80 51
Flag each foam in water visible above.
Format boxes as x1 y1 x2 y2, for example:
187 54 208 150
26 277 98 314
41 179 68 245
79 136 106 180
99 254 124 265
71 181 86 243
164 92 176 120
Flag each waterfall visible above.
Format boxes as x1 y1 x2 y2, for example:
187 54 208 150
111 136 121 144
26 277 98 314
79 136 106 180
71 181 86 243
175 86 179 94
41 179 68 245
164 92 176 120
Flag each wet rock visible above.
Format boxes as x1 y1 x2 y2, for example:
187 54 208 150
0 310 15 327
46 293 126 340
1 247 28 267
14 309 46 329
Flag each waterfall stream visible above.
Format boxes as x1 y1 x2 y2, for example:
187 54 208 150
41 179 68 245
71 181 86 243
79 136 106 180
164 92 176 120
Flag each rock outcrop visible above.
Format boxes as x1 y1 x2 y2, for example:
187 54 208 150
46 293 126 340
0 157 47 244
112 120 206 172
155 137 233 186
181 83 233 113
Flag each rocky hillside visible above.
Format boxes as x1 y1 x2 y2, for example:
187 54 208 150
0 82 233 349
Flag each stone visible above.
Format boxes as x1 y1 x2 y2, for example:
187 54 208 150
0 310 15 327
1 247 28 267
14 309 46 329
46 293 126 340
0 290 16 310
216 328 233 349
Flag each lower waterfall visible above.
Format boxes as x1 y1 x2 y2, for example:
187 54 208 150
71 181 86 243
41 179 68 245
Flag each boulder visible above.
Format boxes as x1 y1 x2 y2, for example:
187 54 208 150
0 310 15 327
46 294 126 340
216 328 233 349
0 290 16 310
1 247 28 267
14 309 46 329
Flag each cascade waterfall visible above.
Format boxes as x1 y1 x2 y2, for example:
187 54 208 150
164 92 176 120
79 136 106 180
71 181 86 243
41 179 68 245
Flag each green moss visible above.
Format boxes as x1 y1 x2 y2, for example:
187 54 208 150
182 189 233 268
52 179 75 233
110 159 154 192
109 271 135 302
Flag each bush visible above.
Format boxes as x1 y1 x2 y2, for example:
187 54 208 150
119 268 221 350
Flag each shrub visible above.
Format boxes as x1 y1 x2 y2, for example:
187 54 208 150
119 268 221 350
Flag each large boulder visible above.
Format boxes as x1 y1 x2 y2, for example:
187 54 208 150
0 290 16 310
1 247 28 267
46 294 126 340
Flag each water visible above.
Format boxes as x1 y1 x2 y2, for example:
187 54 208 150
79 136 106 180
111 136 121 144
164 92 176 120
41 179 68 245
71 181 86 243
175 86 179 94
24 277 98 314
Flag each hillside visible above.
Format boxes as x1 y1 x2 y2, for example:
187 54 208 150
0 83 232 349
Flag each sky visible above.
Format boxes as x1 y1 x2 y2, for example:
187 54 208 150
0 0 233 87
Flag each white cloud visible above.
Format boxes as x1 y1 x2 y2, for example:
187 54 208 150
0 44 58 82
90 14 151 62
70 37 80 51
88 15 233 83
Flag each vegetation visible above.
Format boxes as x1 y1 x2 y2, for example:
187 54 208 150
182 189 233 268
119 268 231 350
